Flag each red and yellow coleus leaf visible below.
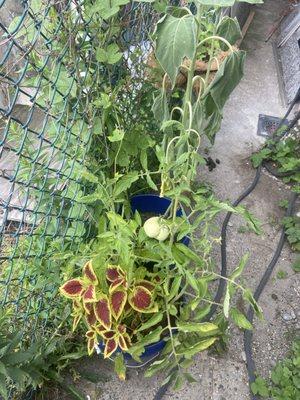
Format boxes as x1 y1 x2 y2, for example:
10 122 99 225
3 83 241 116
110 288 127 321
60 279 84 299
94 295 111 330
128 286 153 312
104 338 118 358
86 330 97 356
135 280 155 292
106 265 127 291
95 324 106 335
123 333 132 348
101 330 115 340
106 265 125 282
82 284 97 303
85 304 97 327
118 334 128 351
72 314 82 332
83 260 98 284
109 277 126 292
117 324 126 334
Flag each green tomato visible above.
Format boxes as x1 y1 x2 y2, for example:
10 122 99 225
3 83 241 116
143 217 161 238
156 225 169 241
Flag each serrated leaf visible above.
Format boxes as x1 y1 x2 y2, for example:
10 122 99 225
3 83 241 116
230 308 253 330
114 353 126 380
80 170 99 183
178 337 217 357
185 270 199 293
230 254 249 281
146 173 158 191
114 172 139 196
108 128 124 142
168 276 182 300
137 313 164 332
176 322 219 335
144 357 169 378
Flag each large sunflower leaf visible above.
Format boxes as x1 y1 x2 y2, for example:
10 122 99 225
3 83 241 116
155 13 197 86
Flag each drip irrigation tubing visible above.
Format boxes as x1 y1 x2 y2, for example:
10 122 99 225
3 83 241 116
153 91 299 400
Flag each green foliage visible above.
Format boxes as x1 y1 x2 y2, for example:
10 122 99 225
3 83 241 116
0 311 85 400
292 257 300 273
251 376 269 397
276 270 288 279
155 12 198 86
251 338 300 399
216 16 242 50
1 0 261 395
252 135 300 192
282 215 300 252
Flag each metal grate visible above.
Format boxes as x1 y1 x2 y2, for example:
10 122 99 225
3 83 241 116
257 113 290 137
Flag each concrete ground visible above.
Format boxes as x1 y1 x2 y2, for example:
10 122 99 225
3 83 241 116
57 1 299 399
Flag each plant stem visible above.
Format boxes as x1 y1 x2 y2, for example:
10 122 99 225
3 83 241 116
164 298 178 362
182 6 203 129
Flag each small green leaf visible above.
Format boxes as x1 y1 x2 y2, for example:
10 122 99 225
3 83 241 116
194 304 211 321
173 374 184 390
250 377 269 397
223 286 230 318
177 322 219 335
292 257 300 272
114 172 139 196
178 337 217 357
96 44 123 64
185 270 199 293
80 170 99 183
230 308 252 330
168 276 182 300
114 354 126 380
230 254 249 281
146 173 158 191
108 128 125 142
137 313 164 332
144 357 169 378
92 0 130 19
243 289 263 319
183 372 198 383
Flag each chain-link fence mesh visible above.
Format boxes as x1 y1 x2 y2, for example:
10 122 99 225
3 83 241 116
0 0 160 374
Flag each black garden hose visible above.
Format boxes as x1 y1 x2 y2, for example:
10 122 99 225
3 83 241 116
153 93 300 400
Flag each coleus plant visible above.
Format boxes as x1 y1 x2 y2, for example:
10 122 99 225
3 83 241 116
60 261 160 360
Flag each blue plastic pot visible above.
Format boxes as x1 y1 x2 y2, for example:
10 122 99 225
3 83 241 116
98 194 189 366
98 337 167 367
130 194 190 246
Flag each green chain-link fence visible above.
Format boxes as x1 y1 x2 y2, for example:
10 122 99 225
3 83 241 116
0 1 161 395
